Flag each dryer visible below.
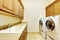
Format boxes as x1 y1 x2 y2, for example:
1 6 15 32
39 18 47 39
46 16 60 40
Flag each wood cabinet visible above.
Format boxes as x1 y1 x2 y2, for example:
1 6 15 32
55 0 60 1
13 0 20 16
0 0 2 8
0 0 24 22
46 3 54 17
54 1 60 16
19 3 24 19
0 0 13 13
13 0 24 19
46 1 60 17
3 0 13 11
19 26 27 40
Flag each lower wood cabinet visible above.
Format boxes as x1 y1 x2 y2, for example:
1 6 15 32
19 26 27 40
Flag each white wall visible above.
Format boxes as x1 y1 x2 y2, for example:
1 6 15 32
22 0 55 32
0 11 20 26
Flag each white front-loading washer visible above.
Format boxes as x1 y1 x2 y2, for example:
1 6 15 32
39 18 47 39
46 16 60 40
54 15 60 40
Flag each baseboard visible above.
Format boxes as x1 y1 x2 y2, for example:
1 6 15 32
27 32 39 34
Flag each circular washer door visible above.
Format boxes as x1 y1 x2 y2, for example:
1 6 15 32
46 19 55 31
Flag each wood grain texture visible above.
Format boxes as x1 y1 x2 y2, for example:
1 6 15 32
46 0 60 17
19 26 27 40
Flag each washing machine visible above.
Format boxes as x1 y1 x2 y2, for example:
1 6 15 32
39 18 47 39
46 16 60 40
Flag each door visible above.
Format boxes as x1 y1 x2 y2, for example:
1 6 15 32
46 19 55 30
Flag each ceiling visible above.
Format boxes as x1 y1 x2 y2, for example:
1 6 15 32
22 0 55 7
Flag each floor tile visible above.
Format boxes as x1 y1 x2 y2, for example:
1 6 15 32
26 33 45 40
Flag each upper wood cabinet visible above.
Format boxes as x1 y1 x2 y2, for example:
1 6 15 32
13 0 24 19
3 0 13 11
0 0 24 19
13 0 20 16
0 0 2 8
54 1 60 16
46 7 50 17
55 0 60 1
46 3 54 17
0 0 13 13
19 3 24 19
46 1 60 17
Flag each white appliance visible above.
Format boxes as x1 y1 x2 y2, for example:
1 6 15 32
39 18 47 39
46 16 60 40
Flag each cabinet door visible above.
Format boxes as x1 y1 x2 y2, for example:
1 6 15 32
54 1 60 16
46 4 54 17
49 4 54 16
13 0 19 16
3 0 13 10
55 0 60 1
2 0 13 13
0 0 2 8
19 27 27 40
19 5 24 19
46 7 50 17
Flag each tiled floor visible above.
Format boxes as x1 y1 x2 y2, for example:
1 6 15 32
26 33 45 40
